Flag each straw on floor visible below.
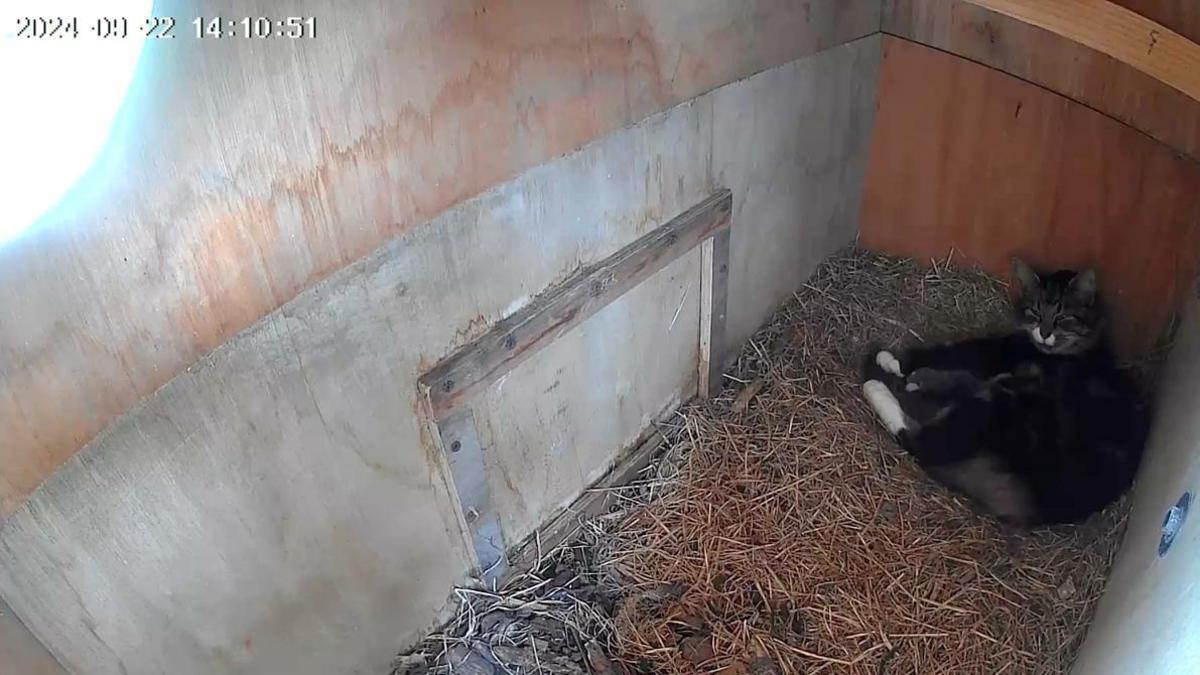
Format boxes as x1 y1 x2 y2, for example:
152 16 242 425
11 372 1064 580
395 248 1138 675
602 249 1132 675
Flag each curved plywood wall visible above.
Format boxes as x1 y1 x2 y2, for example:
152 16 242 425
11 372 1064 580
864 7 1200 669
0 0 881 517
887 0 1200 163
860 36 1200 356
969 0 1200 102
1112 0 1200 44
867 0 1200 356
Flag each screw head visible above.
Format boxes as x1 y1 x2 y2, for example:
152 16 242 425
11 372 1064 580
503 334 517 350
449 440 462 453
1160 491 1191 557
442 379 454 393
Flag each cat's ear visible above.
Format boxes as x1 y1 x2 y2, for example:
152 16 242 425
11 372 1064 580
1011 257 1039 291
1070 269 1098 303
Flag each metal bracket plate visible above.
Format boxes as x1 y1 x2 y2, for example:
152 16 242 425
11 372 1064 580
436 408 507 581
420 189 733 583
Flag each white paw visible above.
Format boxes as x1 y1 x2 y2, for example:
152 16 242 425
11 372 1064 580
863 380 908 435
876 350 904 377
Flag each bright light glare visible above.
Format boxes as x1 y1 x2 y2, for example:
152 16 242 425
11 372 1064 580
0 1 151 244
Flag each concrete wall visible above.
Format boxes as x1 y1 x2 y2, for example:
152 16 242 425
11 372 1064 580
1071 297 1200 674
0 36 882 675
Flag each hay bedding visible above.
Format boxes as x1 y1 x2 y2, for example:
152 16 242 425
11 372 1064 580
395 248 1133 675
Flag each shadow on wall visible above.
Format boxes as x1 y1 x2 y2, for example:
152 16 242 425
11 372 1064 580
1071 296 1200 675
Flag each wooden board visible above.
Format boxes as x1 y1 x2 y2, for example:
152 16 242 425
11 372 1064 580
861 37 1200 356
699 229 731 399
1069 298 1200 673
1112 0 1200 45
961 0 1200 103
0 0 880 518
420 190 731 420
884 0 1200 162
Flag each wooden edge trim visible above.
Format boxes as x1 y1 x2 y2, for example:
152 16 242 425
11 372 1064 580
963 0 1200 104
419 189 734 420
699 229 731 399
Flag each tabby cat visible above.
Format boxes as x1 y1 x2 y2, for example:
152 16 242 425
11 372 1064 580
860 258 1149 526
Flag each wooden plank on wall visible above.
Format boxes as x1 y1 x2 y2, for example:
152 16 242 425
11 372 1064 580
420 189 731 575
884 0 1200 162
1112 0 1200 45
420 190 732 421
961 0 1200 104
860 37 1200 357
698 229 731 399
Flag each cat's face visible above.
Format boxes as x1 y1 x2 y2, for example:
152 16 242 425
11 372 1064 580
1012 258 1101 355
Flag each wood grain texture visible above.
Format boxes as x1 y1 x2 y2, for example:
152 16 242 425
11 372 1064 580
884 0 1200 161
699 228 731 399
1112 0 1200 45
960 0 1200 100
0 40 882 675
861 38 1200 356
0 0 881 517
420 190 732 420
961 0 1200 102
0 598 65 675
